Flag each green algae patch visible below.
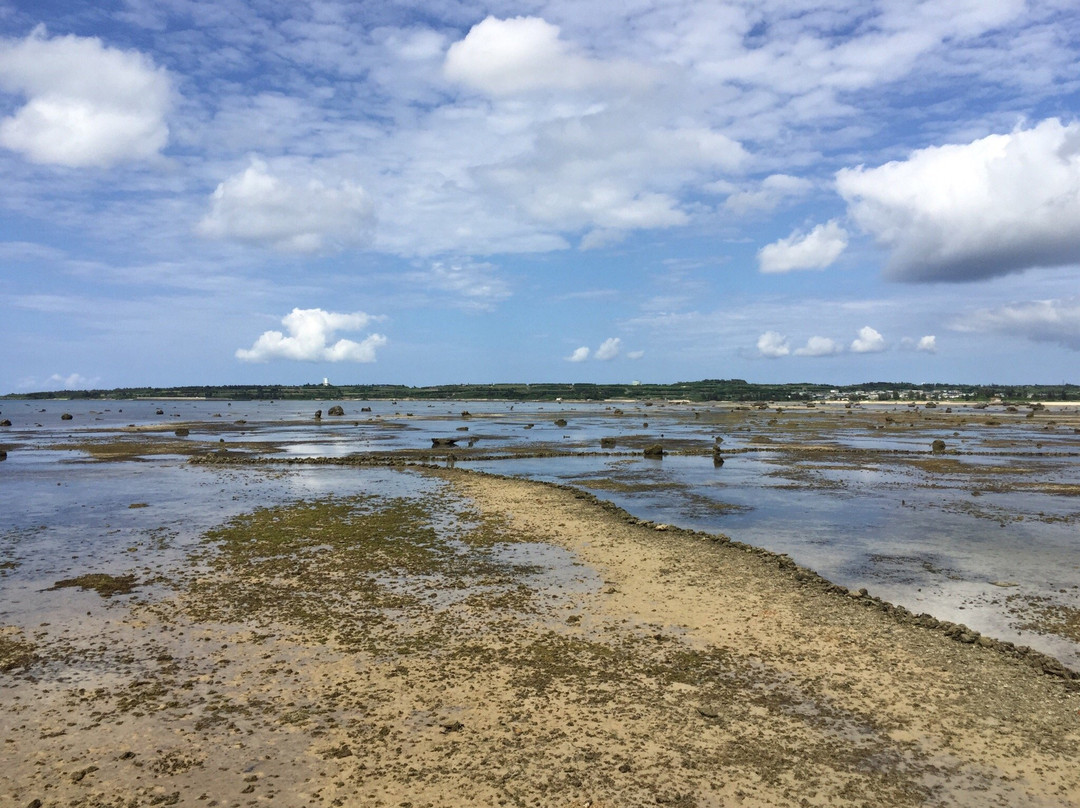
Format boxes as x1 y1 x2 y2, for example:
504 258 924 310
55 438 206 461
49 572 138 597
0 628 37 672
178 489 545 655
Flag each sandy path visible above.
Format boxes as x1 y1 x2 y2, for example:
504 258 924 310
2 467 1079 807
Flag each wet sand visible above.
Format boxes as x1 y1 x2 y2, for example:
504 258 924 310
2 467 1080 807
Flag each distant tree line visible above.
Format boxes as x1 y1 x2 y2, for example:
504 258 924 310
5 380 1079 402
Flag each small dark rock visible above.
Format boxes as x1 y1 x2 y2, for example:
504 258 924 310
174 428 189 437
553 418 567 427
600 437 616 449
61 413 73 421
327 405 345 416
431 438 459 447
314 409 322 420
643 444 664 458
931 439 947 453
0 419 10 426
155 409 164 415
323 743 353 759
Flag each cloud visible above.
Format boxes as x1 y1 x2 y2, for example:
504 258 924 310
408 261 511 311
594 337 621 360
0 26 170 167
197 158 374 253
757 220 848 274
850 325 886 353
794 336 842 357
837 118 1080 282
443 16 649 96
566 338 634 361
49 372 98 389
953 298 1080 350
723 174 813 215
757 331 790 358
236 308 387 362
916 335 937 353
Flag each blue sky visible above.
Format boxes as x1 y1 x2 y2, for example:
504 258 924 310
2 0 1079 393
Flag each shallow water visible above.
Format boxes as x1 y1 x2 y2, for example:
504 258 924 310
2 398 1078 667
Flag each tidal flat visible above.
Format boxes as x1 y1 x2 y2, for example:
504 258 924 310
2 398 1080 806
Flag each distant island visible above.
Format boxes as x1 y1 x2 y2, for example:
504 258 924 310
4 379 1078 402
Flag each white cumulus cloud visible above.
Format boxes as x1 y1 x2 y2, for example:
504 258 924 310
47 372 98 389
236 308 387 363
444 16 649 96
837 118 1080 282
794 336 842 357
566 337 634 361
953 298 1080 350
198 158 374 253
851 326 886 353
757 220 848 274
0 26 171 167
594 337 622 360
756 331 790 358
917 335 937 353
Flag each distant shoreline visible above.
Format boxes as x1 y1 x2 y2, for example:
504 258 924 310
4 378 1079 404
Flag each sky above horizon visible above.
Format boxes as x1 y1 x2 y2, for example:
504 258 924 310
2 0 1079 393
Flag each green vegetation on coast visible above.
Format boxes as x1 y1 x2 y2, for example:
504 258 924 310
4 379 1079 403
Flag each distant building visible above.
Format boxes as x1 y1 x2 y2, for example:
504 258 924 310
322 378 330 386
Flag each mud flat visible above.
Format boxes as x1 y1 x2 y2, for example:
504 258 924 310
2 466 1080 808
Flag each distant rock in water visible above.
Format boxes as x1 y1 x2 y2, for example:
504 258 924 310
0 450 6 461
931 439 947 453
600 437 616 449
431 437 459 447
155 409 164 415
61 413 73 421
553 418 567 427
713 447 724 466
643 444 664 458
0 419 11 427
360 406 372 412
175 428 190 437
314 409 322 420
327 405 345 416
